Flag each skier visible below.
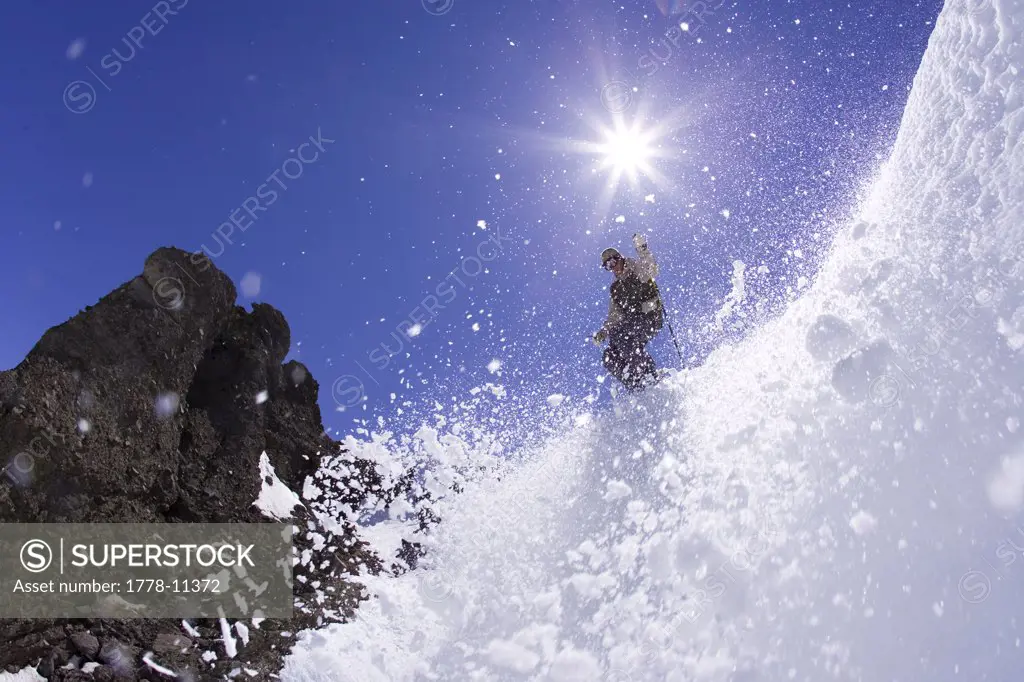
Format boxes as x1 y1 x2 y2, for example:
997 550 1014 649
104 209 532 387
593 233 665 391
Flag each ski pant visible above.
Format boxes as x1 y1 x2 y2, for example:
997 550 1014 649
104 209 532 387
603 316 660 390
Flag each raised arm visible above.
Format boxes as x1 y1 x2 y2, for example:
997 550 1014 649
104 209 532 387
631 233 658 280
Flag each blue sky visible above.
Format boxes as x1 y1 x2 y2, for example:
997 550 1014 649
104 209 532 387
0 0 942 434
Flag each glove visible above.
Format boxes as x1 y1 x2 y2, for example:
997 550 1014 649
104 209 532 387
593 329 608 345
633 233 648 250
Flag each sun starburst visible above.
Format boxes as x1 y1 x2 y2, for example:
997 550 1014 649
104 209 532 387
595 122 660 184
506 97 686 229
570 113 676 220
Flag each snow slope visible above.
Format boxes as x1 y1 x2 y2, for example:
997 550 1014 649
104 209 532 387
283 0 1024 679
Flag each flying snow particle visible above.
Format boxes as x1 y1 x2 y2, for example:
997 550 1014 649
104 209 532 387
53 221 62 231
988 453 1024 511
141 653 176 678
477 219 487 230
472 323 480 332
644 194 655 203
849 510 878 535
721 209 731 218
713 260 746 331
996 308 1024 350
104 647 133 674
615 215 626 223
487 359 501 373
485 640 539 674
240 272 261 298
407 323 423 337
77 419 90 434
548 648 601 680
494 173 501 180
155 393 180 420
546 394 565 407
82 172 94 188
245 74 258 82
289 364 308 385
604 480 632 501
219 618 238 658
255 390 269 405
66 38 86 60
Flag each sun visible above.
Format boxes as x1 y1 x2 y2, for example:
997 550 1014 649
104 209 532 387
576 117 671 194
597 124 657 178
541 104 686 222
569 114 677 223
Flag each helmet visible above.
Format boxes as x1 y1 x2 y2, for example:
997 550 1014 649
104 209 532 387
601 247 622 265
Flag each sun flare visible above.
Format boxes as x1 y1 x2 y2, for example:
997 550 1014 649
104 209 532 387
554 104 685 223
598 125 657 177
582 118 671 194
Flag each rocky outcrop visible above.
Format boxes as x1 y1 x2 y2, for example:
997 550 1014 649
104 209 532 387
0 247 410 680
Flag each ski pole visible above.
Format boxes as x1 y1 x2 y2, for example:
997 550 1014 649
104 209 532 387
653 279 684 366
666 319 684 365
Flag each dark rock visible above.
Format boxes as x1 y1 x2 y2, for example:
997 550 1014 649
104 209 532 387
52 671 101 682
398 538 427 571
54 666 130 682
91 666 118 682
150 633 191 654
0 247 422 680
0 248 235 523
37 653 56 679
70 631 100 658
99 639 136 669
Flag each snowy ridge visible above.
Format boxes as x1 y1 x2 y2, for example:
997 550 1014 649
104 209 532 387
283 0 1024 680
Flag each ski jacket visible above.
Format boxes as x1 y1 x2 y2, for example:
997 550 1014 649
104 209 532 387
601 242 662 334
